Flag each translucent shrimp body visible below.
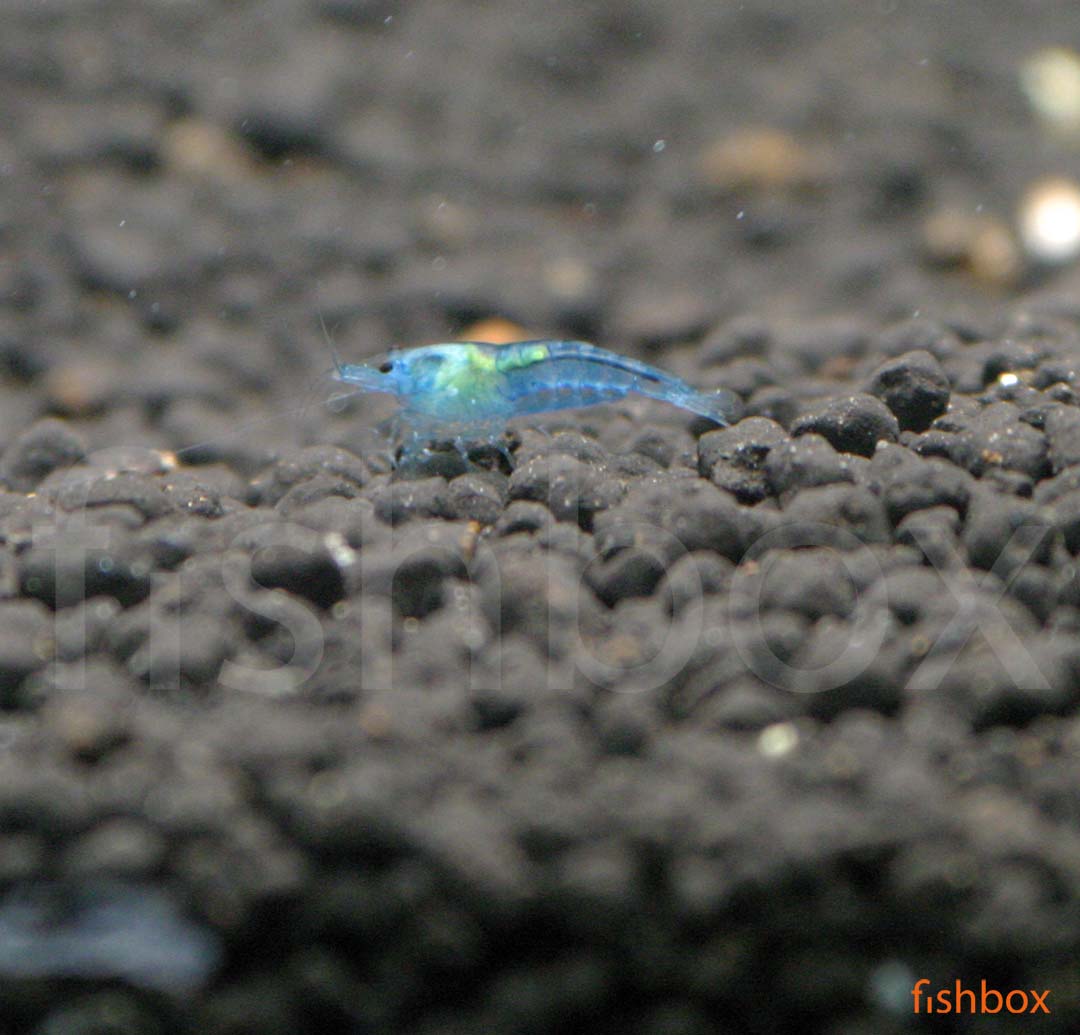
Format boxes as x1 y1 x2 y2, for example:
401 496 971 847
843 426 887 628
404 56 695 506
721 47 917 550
335 339 741 457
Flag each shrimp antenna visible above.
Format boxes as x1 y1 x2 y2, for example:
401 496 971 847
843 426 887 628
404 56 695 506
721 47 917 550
316 302 345 377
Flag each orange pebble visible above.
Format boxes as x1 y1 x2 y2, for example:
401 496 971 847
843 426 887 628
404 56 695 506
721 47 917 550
458 317 530 344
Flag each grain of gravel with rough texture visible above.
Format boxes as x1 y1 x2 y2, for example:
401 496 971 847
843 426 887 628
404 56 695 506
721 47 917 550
3 1 1080 1033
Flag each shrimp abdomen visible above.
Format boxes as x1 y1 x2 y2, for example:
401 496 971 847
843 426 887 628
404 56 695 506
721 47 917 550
497 340 739 424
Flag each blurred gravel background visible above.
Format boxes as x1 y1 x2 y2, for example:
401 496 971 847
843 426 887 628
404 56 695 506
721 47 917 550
4 1 1080 1032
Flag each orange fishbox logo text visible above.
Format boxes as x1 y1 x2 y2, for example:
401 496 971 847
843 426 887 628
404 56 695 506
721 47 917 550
912 979 1050 1015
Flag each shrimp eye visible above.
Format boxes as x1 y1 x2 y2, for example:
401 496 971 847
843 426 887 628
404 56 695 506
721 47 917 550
378 360 393 374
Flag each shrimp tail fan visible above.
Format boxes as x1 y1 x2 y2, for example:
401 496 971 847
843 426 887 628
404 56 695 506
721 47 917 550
672 387 744 425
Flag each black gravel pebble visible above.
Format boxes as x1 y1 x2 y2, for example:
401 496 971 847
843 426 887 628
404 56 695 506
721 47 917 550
874 317 962 362
864 349 951 432
0 601 52 704
696 675 796 731
755 548 859 620
745 384 801 427
779 484 892 545
492 500 554 537
961 489 1054 573
595 477 769 563
657 551 733 615
250 540 346 609
868 444 974 523
356 523 477 620
791 393 900 457
508 453 624 528
697 416 788 502
447 473 507 525
251 445 371 507
52 471 176 522
1047 490 1080 554
765 434 857 497
1044 404 1080 474
700 314 771 364
773 318 869 373
373 477 457 525
706 357 776 400
943 401 1049 480
18 542 153 610
585 546 668 606
0 419 86 493
894 505 962 568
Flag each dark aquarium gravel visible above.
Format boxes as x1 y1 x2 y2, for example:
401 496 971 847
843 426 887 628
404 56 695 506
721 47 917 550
3 1 1080 1033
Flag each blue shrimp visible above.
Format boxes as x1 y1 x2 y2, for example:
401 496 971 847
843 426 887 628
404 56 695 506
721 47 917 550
334 339 741 461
